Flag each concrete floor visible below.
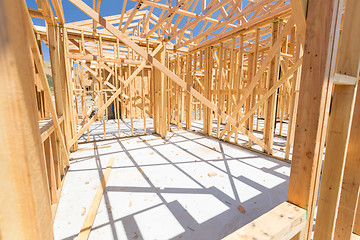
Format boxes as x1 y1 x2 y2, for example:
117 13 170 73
54 120 290 240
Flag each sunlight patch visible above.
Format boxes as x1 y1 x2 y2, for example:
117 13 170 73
274 166 291 177
134 204 185 240
162 193 229 224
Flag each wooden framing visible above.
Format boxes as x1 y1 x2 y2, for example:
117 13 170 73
222 202 306 240
287 0 343 238
0 0 54 239
314 0 360 238
2 0 360 238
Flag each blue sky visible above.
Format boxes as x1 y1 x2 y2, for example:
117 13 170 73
27 0 138 61
27 0 138 25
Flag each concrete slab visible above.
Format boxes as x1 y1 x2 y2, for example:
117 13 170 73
54 125 290 240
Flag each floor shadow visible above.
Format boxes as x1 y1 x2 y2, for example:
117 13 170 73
56 128 290 240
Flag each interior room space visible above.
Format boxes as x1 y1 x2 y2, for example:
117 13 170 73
1 0 360 239
54 127 290 240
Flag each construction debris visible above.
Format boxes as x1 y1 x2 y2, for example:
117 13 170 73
238 205 246 214
208 172 217 177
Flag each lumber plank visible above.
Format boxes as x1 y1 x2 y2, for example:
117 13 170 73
285 29 302 160
203 47 213 135
315 0 360 238
286 0 344 238
77 157 115 240
0 0 54 238
263 20 281 152
334 84 360 240
333 73 358 85
222 202 306 240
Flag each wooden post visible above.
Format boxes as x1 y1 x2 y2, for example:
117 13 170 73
204 47 213 135
0 0 53 238
245 53 254 132
129 68 134 135
43 138 57 204
48 25 64 117
248 28 260 148
153 44 167 137
166 52 171 130
58 27 74 147
142 68 146 133
120 65 125 119
99 34 106 139
217 45 224 137
264 21 281 153
235 35 244 143
174 53 180 128
63 29 78 151
181 56 185 122
186 53 192 129
287 0 343 238
228 39 235 124
315 0 360 238
285 27 302 160
48 24 71 162
333 85 360 240
353 203 360 235
314 82 358 239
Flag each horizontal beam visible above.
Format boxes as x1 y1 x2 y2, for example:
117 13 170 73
28 8 43 19
67 53 152 66
40 116 65 143
333 73 359 85
222 202 306 240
